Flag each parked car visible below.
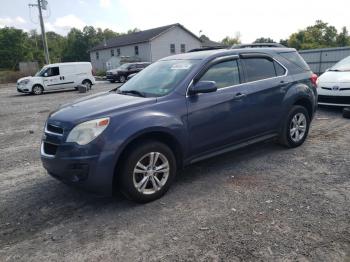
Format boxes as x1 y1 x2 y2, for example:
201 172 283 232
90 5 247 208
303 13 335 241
317 55 350 107
106 62 151 83
17 62 95 95
41 46 317 203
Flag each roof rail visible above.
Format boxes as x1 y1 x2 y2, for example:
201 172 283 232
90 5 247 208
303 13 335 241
231 43 285 49
188 47 225 52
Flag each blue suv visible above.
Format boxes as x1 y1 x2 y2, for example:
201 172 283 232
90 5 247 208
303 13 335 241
41 45 317 203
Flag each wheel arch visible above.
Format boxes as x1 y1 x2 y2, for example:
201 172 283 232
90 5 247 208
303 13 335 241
112 130 184 189
293 97 313 119
82 79 92 85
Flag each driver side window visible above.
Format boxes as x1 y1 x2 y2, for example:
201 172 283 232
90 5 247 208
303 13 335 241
45 67 60 77
199 60 240 89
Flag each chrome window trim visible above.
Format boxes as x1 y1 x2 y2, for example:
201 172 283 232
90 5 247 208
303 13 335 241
186 56 288 97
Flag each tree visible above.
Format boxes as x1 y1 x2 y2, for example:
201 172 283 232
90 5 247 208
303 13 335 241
0 27 32 69
336 26 350 47
221 32 241 46
254 37 275 43
286 20 349 50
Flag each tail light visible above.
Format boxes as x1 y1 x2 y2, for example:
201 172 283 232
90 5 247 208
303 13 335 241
310 73 318 88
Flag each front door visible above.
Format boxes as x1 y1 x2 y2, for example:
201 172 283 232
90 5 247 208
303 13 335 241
42 66 62 90
186 58 250 157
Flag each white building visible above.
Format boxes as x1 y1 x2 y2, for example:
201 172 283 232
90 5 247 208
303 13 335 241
89 23 203 71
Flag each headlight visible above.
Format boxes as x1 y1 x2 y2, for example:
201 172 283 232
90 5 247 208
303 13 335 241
20 79 29 85
66 117 110 145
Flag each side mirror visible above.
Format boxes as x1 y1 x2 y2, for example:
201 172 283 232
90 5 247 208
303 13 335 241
44 72 48 77
189 81 217 95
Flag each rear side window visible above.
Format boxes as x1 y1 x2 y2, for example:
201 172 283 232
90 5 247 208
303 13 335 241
274 61 286 76
243 58 276 82
199 60 240 89
278 51 310 71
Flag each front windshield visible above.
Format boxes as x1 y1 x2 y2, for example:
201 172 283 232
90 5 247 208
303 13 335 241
330 56 350 71
35 66 48 76
119 60 199 97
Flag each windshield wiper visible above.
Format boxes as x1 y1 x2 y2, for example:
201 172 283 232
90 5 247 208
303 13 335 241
117 89 146 97
328 69 341 72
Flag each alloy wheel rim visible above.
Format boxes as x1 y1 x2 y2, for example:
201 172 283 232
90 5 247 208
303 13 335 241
132 152 170 195
33 86 41 94
289 112 307 142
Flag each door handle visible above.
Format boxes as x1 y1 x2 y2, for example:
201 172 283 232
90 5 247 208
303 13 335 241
232 93 247 100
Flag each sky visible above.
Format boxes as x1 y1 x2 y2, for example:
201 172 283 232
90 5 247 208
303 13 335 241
0 0 350 43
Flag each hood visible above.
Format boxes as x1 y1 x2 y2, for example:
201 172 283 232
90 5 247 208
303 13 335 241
48 91 156 127
318 71 350 83
107 69 126 74
17 76 32 83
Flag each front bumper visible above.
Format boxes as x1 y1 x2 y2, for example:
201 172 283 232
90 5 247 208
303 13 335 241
318 95 350 107
40 130 116 195
106 74 119 81
17 84 31 93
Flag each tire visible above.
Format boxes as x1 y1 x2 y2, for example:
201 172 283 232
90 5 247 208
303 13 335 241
279 105 310 148
82 80 92 90
119 140 177 203
119 75 126 83
32 85 43 95
109 80 116 83
343 107 350 119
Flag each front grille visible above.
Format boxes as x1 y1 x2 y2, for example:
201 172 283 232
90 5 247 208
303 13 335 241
43 142 58 155
46 124 63 135
318 95 350 104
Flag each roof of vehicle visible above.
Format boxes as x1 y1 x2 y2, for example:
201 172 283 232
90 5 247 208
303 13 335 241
161 47 296 61
43 62 92 67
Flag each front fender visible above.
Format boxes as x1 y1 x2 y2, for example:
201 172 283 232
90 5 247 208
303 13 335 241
104 107 188 171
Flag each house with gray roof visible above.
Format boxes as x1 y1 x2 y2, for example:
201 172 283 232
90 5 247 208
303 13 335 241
89 23 202 71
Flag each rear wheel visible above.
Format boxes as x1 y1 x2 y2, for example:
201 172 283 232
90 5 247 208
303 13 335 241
82 80 92 90
109 80 116 83
279 105 310 148
119 141 176 203
32 85 43 95
343 107 350 119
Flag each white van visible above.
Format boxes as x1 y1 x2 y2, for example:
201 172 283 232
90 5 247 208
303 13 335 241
16 62 96 95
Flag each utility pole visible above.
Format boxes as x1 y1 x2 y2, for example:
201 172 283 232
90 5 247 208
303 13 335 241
30 0 50 64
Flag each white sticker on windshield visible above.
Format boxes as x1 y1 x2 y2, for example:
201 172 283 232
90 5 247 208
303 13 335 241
170 63 192 70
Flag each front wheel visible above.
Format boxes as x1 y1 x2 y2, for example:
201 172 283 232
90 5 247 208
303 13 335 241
119 75 126 83
279 105 310 148
119 141 177 203
32 85 43 95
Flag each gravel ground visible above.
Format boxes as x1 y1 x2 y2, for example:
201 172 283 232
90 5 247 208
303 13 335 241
0 83 349 261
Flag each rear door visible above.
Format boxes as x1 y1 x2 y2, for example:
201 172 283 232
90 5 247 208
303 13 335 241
239 53 290 135
58 65 76 89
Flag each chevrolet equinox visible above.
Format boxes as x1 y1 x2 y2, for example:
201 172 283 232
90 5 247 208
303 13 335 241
41 45 318 203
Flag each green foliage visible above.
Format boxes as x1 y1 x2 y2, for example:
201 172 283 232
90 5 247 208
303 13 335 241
287 20 350 50
0 27 33 69
221 32 241 46
0 25 121 70
254 37 275 43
